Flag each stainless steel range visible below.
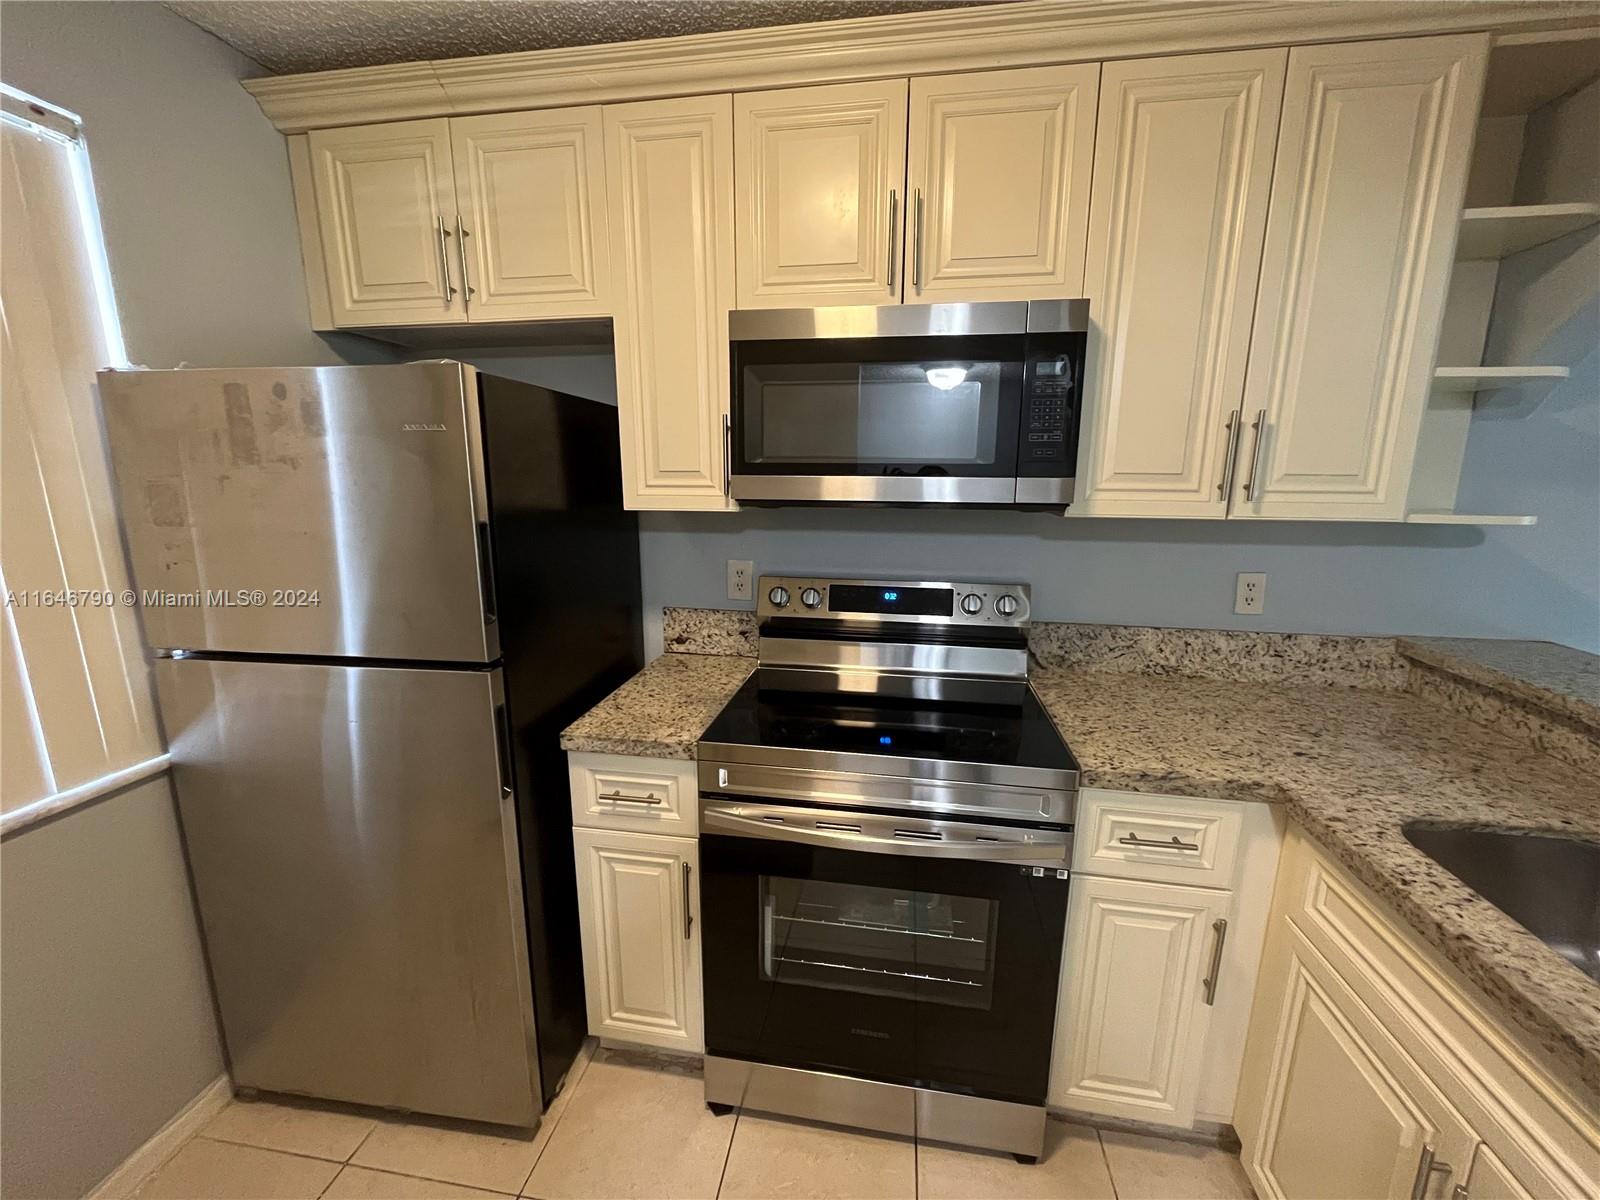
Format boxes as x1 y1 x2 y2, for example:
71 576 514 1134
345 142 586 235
696 576 1077 1161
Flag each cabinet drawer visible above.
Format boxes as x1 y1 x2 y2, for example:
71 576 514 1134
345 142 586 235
1074 790 1245 887
568 752 697 835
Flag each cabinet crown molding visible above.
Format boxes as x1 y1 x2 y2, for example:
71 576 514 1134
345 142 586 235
243 0 1596 133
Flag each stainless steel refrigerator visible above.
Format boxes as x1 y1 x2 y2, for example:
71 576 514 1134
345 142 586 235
99 361 642 1127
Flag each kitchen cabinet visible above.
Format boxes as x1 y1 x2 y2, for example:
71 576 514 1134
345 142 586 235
572 824 703 1053
1236 827 1600 1200
604 95 737 511
906 64 1098 301
302 109 610 327
1074 49 1286 517
1232 34 1488 521
734 80 907 308
306 119 462 327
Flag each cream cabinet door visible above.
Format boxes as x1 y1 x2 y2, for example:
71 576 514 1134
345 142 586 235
451 108 610 321
1075 50 1286 517
1050 876 1230 1126
307 119 463 326
734 80 907 308
605 95 736 511
1233 34 1488 520
906 64 1097 301
573 827 702 1053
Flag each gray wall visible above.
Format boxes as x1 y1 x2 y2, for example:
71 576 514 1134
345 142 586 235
1 778 221 1200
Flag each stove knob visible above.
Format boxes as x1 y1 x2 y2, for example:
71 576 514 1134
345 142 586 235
994 593 1020 617
959 593 985 616
767 585 791 608
800 586 823 609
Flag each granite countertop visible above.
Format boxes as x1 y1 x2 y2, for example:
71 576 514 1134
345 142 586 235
1399 636 1600 731
560 653 754 759
1030 666 1600 1105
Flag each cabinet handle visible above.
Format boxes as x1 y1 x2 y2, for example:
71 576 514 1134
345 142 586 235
1410 1145 1453 1200
455 215 475 301
1242 408 1267 501
601 790 662 805
912 188 924 291
1118 833 1201 852
436 217 457 303
1450 1187 1469 1200
682 861 693 940
722 414 732 497
886 189 899 291
1201 918 1228 1005
1218 411 1241 501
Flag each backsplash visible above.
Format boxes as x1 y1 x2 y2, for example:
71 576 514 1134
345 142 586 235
662 607 758 656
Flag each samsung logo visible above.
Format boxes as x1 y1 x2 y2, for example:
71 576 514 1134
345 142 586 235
401 422 447 432
850 1028 890 1040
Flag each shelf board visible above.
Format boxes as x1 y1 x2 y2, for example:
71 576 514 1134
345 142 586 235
1432 366 1570 393
1457 203 1600 260
1405 511 1538 526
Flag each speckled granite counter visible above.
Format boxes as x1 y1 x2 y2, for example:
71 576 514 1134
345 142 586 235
560 653 753 759
1031 666 1600 1105
1399 636 1600 725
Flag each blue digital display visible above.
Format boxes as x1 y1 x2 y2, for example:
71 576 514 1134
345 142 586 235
883 591 899 601
878 735 893 745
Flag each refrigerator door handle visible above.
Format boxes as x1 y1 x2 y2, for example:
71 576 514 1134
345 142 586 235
493 701 514 802
477 521 497 625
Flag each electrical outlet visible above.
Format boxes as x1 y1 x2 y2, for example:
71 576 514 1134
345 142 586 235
727 559 754 602
1235 572 1266 616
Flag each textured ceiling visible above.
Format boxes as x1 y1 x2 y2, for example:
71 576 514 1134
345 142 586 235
165 0 1015 75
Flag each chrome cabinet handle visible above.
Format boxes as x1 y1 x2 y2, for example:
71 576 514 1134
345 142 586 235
602 790 662 805
1243 408 1267 501
1218 411 1241 501
912 188 924 291
1409 1145 1453 1200
1202 918 1228 1005
1118 833 1201 852
722 414 732 497
436 217 457 303
682 861 693 940
455 215 475 301
1450 1185 1469 1200
886 189 899 291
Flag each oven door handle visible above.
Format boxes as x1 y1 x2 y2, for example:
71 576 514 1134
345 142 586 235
701 803 1071 865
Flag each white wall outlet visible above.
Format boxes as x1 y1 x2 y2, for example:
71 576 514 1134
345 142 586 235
1235 572 1266 615
727 559 754 602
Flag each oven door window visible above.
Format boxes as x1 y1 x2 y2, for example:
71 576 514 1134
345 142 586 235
760 877 997 1011
732 335 1024 477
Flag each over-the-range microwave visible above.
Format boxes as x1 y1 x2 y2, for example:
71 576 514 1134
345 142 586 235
727 299 1088 509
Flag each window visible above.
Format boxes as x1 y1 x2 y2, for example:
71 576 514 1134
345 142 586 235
1 85 161 821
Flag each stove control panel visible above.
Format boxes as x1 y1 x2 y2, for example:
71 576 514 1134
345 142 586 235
757 576 1031 627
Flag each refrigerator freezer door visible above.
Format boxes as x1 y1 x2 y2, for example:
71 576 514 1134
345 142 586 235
156 656 541 1126
100 362 496 662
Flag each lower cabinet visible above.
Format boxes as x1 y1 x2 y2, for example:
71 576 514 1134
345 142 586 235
572 826 703 1053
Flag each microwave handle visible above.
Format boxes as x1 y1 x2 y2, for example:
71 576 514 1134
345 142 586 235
722 414 731 497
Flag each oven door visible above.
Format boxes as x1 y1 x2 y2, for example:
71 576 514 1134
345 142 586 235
699 803 1071 1106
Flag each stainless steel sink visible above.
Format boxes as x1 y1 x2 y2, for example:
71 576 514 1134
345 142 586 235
1402 824 1600 983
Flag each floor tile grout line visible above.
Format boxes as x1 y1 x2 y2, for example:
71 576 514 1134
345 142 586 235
194 1132 367 1167
1096 1128 1122 1200
518 1040 600 1196
337 1162 521 1197
713 1105 742 1199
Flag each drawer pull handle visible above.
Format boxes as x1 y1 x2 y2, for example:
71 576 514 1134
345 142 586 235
1202 918 1228 1005
682 861 694 941
1118 833 1201 852
1409 1144 1453 1200
602 790 662 806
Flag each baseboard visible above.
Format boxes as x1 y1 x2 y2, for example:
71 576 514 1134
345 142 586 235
1047 1105 1239 1150
88 1074 232 1199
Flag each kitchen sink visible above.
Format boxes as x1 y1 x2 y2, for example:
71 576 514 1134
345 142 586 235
1402 823 1600 983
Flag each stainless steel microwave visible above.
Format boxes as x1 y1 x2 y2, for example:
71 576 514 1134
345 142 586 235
728 299 1088 509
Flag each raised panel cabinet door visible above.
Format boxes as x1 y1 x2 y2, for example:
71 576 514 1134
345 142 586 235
451 107 611 320
734 80 908 308
1233 34 1488 520
906 63 1098 301
605 95 736 511
307 119 463 326
573 828 702 1053
1049 876 1230 1126
1076 50 1287 517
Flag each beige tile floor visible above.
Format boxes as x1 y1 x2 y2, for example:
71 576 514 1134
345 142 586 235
133 1044 1254 1200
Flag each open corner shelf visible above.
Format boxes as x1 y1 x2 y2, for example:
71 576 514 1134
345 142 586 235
1456 202 1600 260
1404 511 1538 526
1432 366 1570 393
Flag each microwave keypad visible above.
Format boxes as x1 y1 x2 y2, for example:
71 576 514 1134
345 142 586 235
1024 377 1070 460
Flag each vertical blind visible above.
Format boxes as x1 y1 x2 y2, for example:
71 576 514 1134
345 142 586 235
1 87 161 814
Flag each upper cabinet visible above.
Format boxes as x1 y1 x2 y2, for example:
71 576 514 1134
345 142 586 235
1075 49 1286 517
734 80 907 308
300 108 611 328
307 119 463 327
1233 34 1488 521
605 95 737 511
907 64 1099 301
